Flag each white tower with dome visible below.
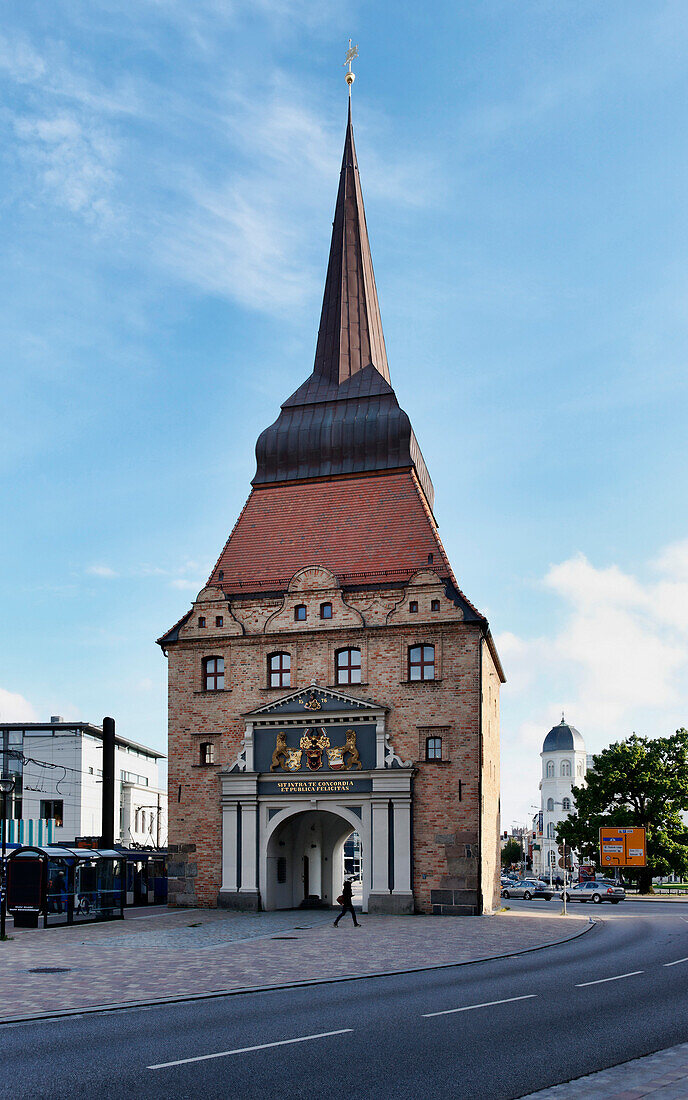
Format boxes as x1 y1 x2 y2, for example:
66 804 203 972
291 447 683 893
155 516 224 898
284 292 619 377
534 716 588 877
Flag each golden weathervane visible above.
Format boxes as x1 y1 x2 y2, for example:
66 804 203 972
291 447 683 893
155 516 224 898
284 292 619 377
344 38 358 93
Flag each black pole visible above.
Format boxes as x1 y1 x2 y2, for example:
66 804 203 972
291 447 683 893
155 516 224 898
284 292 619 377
101 717 115 849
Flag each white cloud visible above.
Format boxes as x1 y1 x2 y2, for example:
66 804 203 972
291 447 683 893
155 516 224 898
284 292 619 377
14 112 118 222
499 540 688 826
170 578 203 591
0 688 37 722
87 564 119 578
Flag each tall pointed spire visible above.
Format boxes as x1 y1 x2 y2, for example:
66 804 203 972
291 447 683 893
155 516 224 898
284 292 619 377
313 102 390 385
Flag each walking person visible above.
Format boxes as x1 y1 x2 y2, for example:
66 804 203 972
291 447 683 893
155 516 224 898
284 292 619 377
334 877 360 927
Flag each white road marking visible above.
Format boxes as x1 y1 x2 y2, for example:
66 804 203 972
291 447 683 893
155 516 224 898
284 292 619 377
147 1028 353 1070
664 957 688 967
422 994 536 1018
576 971 643 987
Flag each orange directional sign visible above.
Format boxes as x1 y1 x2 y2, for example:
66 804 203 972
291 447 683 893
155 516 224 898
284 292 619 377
599 826 646 867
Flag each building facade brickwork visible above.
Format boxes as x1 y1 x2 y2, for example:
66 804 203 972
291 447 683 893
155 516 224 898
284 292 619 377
160 103 503 916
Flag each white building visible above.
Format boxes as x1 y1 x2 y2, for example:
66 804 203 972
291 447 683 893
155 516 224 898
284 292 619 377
1 718 167 848
532 716 588 877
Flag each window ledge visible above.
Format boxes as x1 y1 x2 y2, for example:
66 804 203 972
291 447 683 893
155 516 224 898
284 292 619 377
191 763 220 769
422 759 452 766
327 682 369 689
259 685 295 692
194 688 231 695
400 678 443 685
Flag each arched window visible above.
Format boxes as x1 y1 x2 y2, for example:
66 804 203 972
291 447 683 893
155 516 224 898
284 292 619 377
200 741 215 766
562 797 571 811
561 760 571 777
547 822 556 838
547 798 554 811
426 736 442 761
268 652 291 688
546 761 555 778
203 656 224 691
409 644 435 681
336 648 361 685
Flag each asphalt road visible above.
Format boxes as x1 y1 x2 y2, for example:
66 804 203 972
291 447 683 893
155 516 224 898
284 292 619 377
3 901 688 1100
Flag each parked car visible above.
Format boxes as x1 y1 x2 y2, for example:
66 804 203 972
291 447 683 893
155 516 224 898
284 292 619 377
501 879 554 901
559 881 625 904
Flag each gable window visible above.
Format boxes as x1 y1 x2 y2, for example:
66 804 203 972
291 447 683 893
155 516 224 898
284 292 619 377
198 616 206 628
336 648 361 685
562 797 571 811
203 656 224 691
546 761 555 778
546 797 554 811
320 602 333 619
409 601 418 613
561 760 571 777
294 604 307 622
268 652 291 688
431 599 440 612
426 736 442 761
215 615 224 628
200 741 215 766
408 644 435 681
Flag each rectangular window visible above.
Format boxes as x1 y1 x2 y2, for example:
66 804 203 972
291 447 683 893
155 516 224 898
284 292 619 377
198 616 206 628
40 799 64 827
204 656 225 691
431 599 440 612
409 601 418 613
200 742 215 765
426 736 442 761
294 605 307 621
409 644 435 681
269 653 291 688
215 616 224 628
336 648 362 685
320 602 333 619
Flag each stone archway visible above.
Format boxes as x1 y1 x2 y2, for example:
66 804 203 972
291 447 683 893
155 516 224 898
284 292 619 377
262 806 362 911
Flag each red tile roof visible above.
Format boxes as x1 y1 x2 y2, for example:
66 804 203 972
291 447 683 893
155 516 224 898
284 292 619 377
207 470 463 595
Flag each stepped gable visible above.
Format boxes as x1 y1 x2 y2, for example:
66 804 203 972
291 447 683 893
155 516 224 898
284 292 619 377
252 103 434 510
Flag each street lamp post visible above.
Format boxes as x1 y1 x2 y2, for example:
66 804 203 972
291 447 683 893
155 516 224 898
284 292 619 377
0 776 16 940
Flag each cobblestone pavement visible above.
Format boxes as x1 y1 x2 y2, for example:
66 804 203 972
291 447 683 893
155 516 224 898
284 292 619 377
0 906 588 1020
522 1041 688 1098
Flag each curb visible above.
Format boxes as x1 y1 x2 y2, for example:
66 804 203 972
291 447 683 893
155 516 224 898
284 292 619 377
0 917 598 1027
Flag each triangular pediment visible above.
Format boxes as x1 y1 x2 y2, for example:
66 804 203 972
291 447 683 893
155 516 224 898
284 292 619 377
244 684 386 719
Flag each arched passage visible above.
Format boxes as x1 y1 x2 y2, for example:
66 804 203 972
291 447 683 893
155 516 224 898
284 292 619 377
263 808 362 911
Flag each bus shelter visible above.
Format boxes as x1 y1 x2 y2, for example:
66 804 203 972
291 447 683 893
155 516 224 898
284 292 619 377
6 846 125 928
117 849 168 906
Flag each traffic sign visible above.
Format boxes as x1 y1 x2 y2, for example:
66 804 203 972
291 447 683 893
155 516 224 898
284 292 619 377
599 826 646 867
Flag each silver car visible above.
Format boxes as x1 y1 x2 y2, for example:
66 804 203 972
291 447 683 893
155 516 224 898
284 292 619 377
560 880 625 904
500 879 542 900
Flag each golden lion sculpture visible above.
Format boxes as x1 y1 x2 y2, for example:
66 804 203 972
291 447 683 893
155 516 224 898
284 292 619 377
270 732 289 771
343 729 363 770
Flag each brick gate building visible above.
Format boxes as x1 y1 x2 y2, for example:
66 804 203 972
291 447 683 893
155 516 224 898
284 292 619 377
159 102 504 916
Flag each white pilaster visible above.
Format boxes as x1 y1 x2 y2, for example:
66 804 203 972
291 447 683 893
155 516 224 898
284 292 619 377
392 798 412 894
220 801 238 893
370 798 389 893
239 801 258 892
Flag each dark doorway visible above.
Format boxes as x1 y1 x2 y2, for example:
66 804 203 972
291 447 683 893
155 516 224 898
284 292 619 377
303 855 309 899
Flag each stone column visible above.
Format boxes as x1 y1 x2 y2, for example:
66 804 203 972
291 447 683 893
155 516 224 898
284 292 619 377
239 800 258 901
217 772 260 911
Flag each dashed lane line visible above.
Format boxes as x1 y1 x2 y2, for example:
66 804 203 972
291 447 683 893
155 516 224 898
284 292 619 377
664 957 688 967
147 1029 353 1070
422 994 537 1018
576 971 643 988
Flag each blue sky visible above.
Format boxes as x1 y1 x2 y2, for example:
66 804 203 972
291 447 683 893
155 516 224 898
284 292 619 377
2 1 687 827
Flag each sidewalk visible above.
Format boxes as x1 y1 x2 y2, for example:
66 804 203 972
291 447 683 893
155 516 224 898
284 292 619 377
0 905 590 1022
523 1041 688 1098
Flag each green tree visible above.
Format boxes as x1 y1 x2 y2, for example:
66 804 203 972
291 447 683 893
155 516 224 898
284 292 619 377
558 730 688 893
501 838 522 867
